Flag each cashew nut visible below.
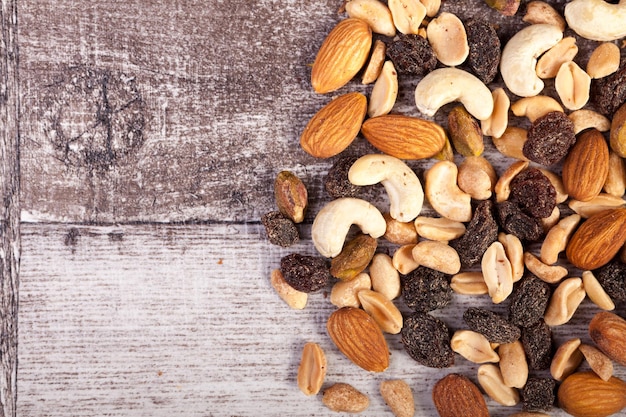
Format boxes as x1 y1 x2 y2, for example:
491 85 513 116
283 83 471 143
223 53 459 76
500 24 563 97
312 198 386 258
414 67 494 121
349 154 423 222
425 160 472 222
565 0 626 41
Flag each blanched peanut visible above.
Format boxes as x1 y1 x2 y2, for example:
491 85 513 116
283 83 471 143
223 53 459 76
330 272 372 308
419 0 440 16
368 61 398 117
383 212 418 245
414 216 466 242
498 340 528 389
569 193 626 218
358 289 403 334
482 241 514 304
569 109 611 135
427 12 469 67
495 161 529 203
550 338 583 381
411 240 461 275
587 42 621 79
524 252 568 284
298 342 327 396
477 364 520 406
555 61 591 111
544 277 586 326
492 127 529 161
482 87 510 138
582 270 615 311
540 213 581 265
450 272 488 295
451 330 500 364
522 1 566 31
392 244 419 275
498 233 524 282
511 95 563 122
369 253 401 300
362 39 387 84
271 269 308 310
457 156 497 201
604 151 626 197
536 37 578 79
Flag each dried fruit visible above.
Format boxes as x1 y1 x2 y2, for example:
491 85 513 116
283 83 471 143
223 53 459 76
324 155 361 198
330 233 377 281
450 201 498 267
262 211 299 247
463 307 521 344
509 167 556 219
274 171 308 223
558 371 626 417
322 383 370 413
524 111 576 166
401 312 454 368
380 380 414 417
402 266 452 312
497 201 544 242
297 342 327 396
465 19 501 84
595 261 626 302
509 274 551 328
592 61 626 116
562 129 610 202
589 311 626 367
432 374 489 417
280 253 330 293
386 34 437 76
521 377 556 412
521 319 553 371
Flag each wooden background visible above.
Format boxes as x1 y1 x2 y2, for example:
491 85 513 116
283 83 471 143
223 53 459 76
0 0 624 416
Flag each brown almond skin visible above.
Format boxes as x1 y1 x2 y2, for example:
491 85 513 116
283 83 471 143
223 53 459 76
311 18 372 94
558 371 626 417
565 208 626 270
562 129 609 202
327 307 389 372
361 114 447 160
432 374 489 417
590 312 626 367
300 92 367 158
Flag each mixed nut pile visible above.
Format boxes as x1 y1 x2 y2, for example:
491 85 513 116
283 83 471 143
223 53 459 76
262 0 626 415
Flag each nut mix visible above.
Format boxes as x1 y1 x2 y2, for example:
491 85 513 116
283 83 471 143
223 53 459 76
263 0 626 414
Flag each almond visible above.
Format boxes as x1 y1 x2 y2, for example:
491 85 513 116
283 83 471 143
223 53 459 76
558 371 626 417
589 312 626 367
565 207 626 270
326 306 389 372
300 92 367 158
361 114 446 159
432 374 489 417
311 18 372 94
562 129 609 202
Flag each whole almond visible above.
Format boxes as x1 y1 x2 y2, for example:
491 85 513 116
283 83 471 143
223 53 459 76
565 208 626 270
300 92 367 158
589 312 626 367
432 374 489 417
326 306 389 372
311 18 372 94
361 114 446 160
562 129 609 202
558 371 626 417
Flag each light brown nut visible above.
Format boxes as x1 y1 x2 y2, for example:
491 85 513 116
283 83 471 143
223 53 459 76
536 37 578 79
498 341 528 389
425 161 473 222
447 105 484 157
538 168 569 204
457 156 497 201
450 272 488 295
540 213 581 265
358 289 403 334
550 338 583 381
568 193 626 218
492 126 529 161
419 0 440 16
611 102 626 158
477 364 521 406
330 272 372 308
524 252 568 284
481 87 510 139
586 42 621 79
555 61 591 111
482 241 514 304
414 216 466 242
274 171 308 223
541 205 561 232
369 253 401 300
411 240 461 275
270 269 308 310
297 342 327 396
380 380 414 417
582 270 615 311
322 383 370 413
392 244 419 275
427 12 469 66
383 212 418 245
345 0 397 37
495 160 529 203
330 234 378 281
569 109 612 135
510 95 563 122
451 330 500 364
604 151 626 197
498 233 524 282
389 0 426 35
562 128 610 202
544 277 586 326
522 1 566 31
579 344 614 382
362 39 387 85
368 61 398 118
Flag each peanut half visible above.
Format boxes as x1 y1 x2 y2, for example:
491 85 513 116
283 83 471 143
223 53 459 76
451 330 500 364
412 240 461 275
544 277 586 326
550 338 583 381
482 241 514 304
450 272 488 295
369 253 401 300
477 364 520 406
358 289 403 334
582 270 615 311
498 340 529 389
270 269 308 310
330 272 372 308
297 342 327 396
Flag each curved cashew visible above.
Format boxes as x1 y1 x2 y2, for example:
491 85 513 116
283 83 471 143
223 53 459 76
565 0 626 41
500 24 563 97
425 161 472 222
349 154 423 222
414 68 493 121
312 198 386 258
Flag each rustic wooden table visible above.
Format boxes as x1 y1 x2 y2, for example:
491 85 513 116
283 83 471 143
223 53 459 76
1 0 625 416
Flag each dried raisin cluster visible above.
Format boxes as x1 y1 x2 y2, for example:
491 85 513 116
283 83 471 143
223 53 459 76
402 266 452 312
401 312 454 368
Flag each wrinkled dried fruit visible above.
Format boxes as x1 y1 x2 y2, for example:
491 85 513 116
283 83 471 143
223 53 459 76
595 261 626 302
325 155 361 198
450 200 498 267
524 111 576 166
592 61 626 116
280 253 330 293
465 19 501 84
521 319 553 371
509 168 556 219
402 266 452 312
463 307 521 344
386 34 437 76
330 234 377 281
401 312 454 368
497 201 544 242
509 274 551 328
262 211 300 247
522 377 556 412
433 374 490 417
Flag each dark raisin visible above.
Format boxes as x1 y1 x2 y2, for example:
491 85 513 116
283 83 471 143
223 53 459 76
465 19 501 84
450 200 499 267
524 111 576 166
509 168 556 219
386 34 437 76
261 211 299 247
463 307 521 344
521 377 556 412
324 155 360 198
592 60 626 116
402 266 452 312
509 274 551 328
280 253 331 293
594 261 626 302
521 319 553 370
497 201 544 242
401 312 454 368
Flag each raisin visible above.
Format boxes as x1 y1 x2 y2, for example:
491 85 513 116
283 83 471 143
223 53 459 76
497 201 544 242
465 19 501 84
521 319 553 370
521 377 556 412
402 266 452 312
450 200 499 267
509 168 556 219
592 60 626 116
324 155 360 198
524 111 576 166
463 307 521 344
386 34 437 76
509 274 551 328
401 312 454 368
261 211 299 247
595 261 626 302
280 253 331 293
